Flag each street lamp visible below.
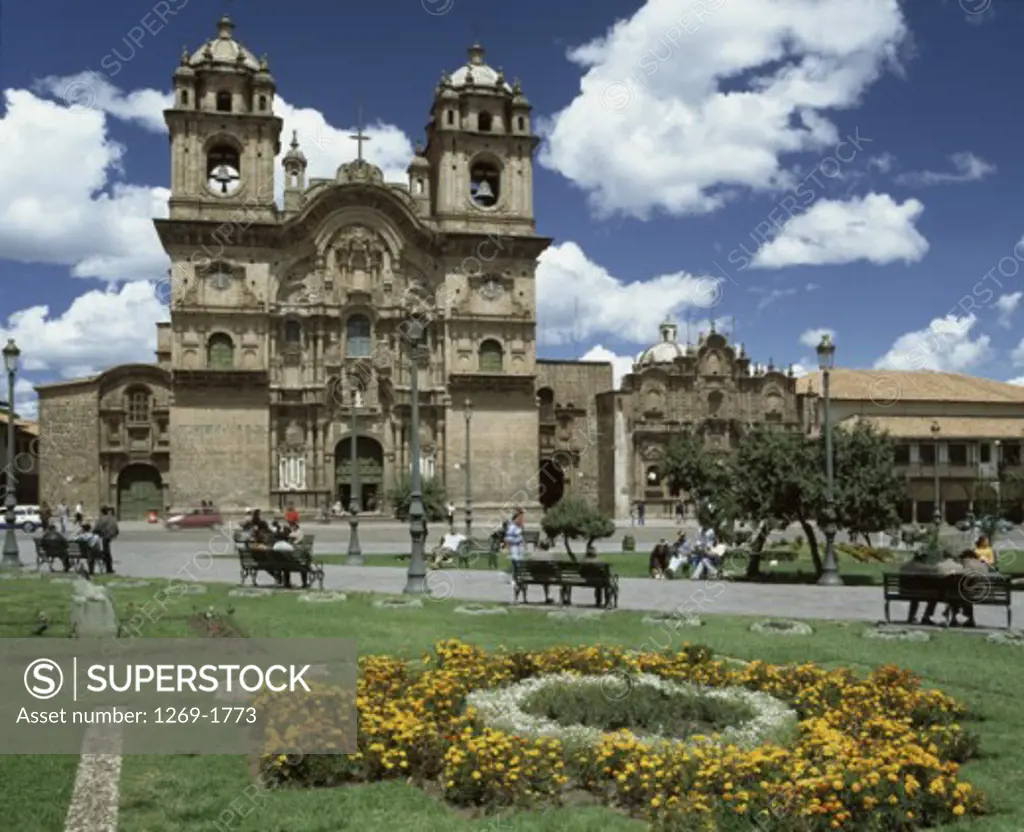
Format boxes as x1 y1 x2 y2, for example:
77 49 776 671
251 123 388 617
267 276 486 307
2 338 22 569
931 420 942 529
404 319 428 594
346 381 363 565
816 334 841 586
464 398 473 537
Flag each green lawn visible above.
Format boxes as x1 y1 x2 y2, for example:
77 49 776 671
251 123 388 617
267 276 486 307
4 573 1022 830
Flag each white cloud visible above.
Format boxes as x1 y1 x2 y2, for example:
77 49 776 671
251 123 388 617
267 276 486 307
800 327 835 349
13 378 38 420
751 193 928 268
1007 377 1024 386
579 345 635 388
895 151 995 186
0 78 415 283
874 314 993 373
1011 338 1024 368
790 362 812 378
536 241 722 345
540 0 908 217
1 281 167 384
996 291 1022 328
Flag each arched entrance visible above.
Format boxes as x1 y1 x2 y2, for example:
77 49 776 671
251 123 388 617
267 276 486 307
538 458 566 509
335 436 385 512
117 464 162 521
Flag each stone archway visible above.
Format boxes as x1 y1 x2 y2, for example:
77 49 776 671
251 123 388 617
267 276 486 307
538 458 566 509
117 464 163 521
335 436 385 512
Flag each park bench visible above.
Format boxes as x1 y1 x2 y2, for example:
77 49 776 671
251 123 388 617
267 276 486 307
512 560 619 609
35 537 96 572
457 537 500 569
238 540 324 590
882 572 1011 629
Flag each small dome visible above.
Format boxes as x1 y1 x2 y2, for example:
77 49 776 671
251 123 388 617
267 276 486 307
189 15 260 72
283 131 306 165
448 44 513 92
408 153 430 169
636 320 685 366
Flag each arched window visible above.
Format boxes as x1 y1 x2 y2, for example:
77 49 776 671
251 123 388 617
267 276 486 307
216 90 232 112
517 116 525 131
126 389 150 423
478 111 493 132
180 90 189 106
258 94 267 111
206 144 241 195
284 319 301 345
537 387 555 422
207 333 235 369
469 159 501 207
479 339 503 372
346 314 372 357
446 110 454 125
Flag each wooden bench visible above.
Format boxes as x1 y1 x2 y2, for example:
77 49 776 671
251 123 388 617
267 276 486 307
457 537 500 569
35 537 97 572
883 571 1011 629
238 541 325 590
512 560 619 609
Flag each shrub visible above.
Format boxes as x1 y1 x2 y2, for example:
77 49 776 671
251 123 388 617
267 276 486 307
540 495 615 559
622 534 636 551
387 475 447 521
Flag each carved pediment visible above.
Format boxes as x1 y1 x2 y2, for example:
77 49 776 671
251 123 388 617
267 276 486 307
281 420 304 451
701 351 724 377
333 225 386 289
641 443 663 461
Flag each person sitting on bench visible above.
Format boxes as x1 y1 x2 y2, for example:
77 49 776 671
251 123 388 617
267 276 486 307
431 532 465 569
649 540 670 579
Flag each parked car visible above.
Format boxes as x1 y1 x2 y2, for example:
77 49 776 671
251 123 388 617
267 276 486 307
0 505 43 533
165 507 223 530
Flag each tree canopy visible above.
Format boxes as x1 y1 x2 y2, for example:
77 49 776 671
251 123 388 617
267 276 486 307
540 495 615 560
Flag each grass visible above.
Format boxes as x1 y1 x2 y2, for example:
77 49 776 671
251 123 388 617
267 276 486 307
4 573 1023 830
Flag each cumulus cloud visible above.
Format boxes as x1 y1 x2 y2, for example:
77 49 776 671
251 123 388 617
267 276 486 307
800 328 835 349
895 151 995 186
541 0 908 218
995 292 1022 328
536 241 723 346
578 345 636 389
751 193 928 268
874 314 993 373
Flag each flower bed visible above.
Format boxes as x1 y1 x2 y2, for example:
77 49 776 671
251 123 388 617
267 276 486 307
257 639 986 828
749 619 814 636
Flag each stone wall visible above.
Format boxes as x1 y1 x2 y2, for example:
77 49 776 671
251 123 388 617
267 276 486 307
36 380 101 512
169 387 270 512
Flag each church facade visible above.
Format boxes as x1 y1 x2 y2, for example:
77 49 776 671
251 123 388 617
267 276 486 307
35 16 612 521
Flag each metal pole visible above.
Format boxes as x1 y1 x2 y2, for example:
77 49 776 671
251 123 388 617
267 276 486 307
346 388 363 565
464 400 473 538
817 367 841 585
404 343 427 594
933 432 941 528
2 364 22 568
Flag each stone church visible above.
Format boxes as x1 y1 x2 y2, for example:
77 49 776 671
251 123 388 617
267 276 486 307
35 16 801 521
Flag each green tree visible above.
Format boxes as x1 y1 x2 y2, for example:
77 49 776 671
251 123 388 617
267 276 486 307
830 421 903 544
540 495 615 561
387 475 447 522
659 435 739 540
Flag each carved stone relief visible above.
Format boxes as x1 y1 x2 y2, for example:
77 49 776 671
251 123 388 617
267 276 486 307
282 420 304 451
334 226 386 290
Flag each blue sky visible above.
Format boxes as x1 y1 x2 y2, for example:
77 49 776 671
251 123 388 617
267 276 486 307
2 0 1023 416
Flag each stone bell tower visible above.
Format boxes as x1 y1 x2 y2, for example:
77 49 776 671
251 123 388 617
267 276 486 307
424 44 538 236
165 14 283 223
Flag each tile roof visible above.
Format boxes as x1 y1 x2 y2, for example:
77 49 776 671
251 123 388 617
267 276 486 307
0 411 39 436
843 414 1024 440
797 369 1024 403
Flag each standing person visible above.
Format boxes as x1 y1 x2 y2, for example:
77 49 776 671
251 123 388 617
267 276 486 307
637 501 646 526
75 523 104 575
74 500 84 527
285 504 300 526
446 501 456 532
629 502 636 527
94 506 119 574
57 500 69 536
39 501 52 532
503 508 526 583
675 500 685 525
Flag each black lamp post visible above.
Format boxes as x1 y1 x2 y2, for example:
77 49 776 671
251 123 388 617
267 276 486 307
464 398 473 537
2 338 22 569
346 381 363 565
816 334 841 586
931 420 942 528
404 320 428 594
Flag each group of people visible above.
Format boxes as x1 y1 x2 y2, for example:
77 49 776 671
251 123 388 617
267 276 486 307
649 528 726 581
37 502 119 574
902 534 998 628
238 509 309 588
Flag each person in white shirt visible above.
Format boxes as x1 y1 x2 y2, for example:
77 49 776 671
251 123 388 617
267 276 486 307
431 532 466 568
446 502 456 532
74 524 103 574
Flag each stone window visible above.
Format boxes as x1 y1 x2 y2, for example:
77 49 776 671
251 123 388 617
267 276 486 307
279 456 307 491
206 144 241 195
479 339 503 372
126 389 150 423
207 333 235 369
216 90 232 112
469 158 500 207
517 115 524 131
258 94 267 111
284 319 301 345
894 444 910 465
478 111 493 132
346 314 372 357
180 89 189 106
447 110 454 125
537 387 555 422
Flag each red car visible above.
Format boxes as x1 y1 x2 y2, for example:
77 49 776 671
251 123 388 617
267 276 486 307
165 508 223 530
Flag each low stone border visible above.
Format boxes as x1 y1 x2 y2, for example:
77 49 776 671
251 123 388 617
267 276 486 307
454 603 508 616
749 619 814 636
105 580 152 589
170 584 207 596
863 626 931 643
0 570 43 580
298 591 348 603
228 587 275 599
547 608 606 620
373 598 423 610
643 612 704 627
466 672 798 751
986 630 1024 647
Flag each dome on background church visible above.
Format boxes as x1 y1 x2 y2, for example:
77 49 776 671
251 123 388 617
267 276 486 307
188 15 261 72
636 320 686 366
447 44 513 92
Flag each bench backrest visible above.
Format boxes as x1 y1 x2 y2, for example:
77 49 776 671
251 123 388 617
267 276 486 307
884 571 1010 604
513 560 560 580
558 561 612 580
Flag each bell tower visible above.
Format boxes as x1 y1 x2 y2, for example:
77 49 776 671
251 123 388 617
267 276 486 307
424 44 538 235
165 15 283 222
